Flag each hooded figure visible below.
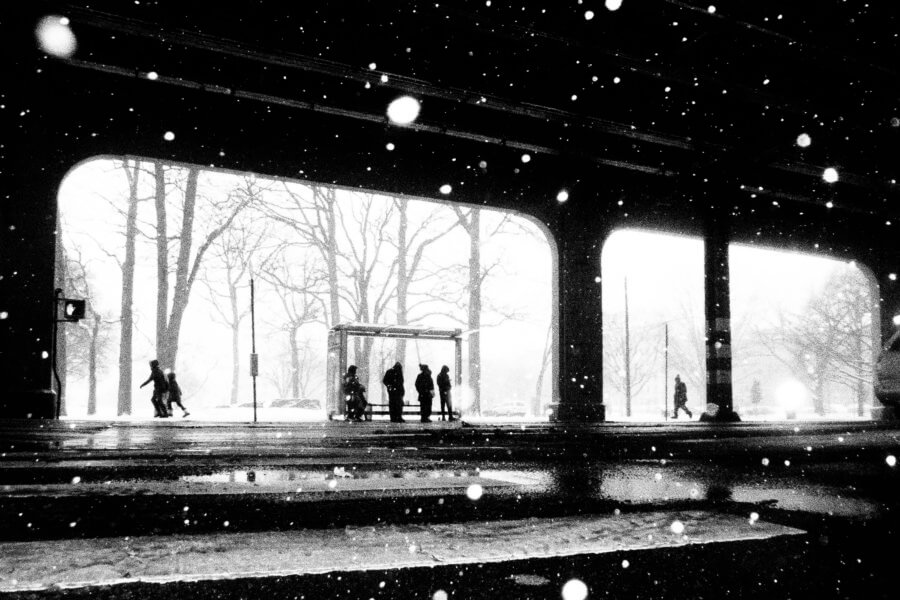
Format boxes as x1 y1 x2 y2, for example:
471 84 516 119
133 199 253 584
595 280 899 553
343 365 366 421
436 365 454 422
414 364 435 422
672 374 692 419
382 362 405 423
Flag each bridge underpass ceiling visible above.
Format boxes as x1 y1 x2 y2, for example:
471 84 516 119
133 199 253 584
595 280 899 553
18 0 900 221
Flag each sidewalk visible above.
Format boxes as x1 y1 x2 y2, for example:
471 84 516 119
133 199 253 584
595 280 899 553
0 510 802 593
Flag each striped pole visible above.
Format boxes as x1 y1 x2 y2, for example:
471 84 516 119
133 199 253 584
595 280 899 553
704 211 738 421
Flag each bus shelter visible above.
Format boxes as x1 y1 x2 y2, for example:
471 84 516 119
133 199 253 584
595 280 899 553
326 323 464 420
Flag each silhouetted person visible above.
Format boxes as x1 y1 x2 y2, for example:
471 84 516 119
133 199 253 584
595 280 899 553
140 359 169 418
343 365 366 422
382 362 405 423
672 374 692 419
437 365 455 421
415 364 434 422
166 372 189 418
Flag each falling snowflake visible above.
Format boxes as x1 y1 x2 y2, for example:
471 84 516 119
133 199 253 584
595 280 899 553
466 483 483 500
387 96 421 125
36 15 77 58
562 579 589 600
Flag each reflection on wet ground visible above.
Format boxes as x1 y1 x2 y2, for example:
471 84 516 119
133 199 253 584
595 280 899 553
2 460 885 518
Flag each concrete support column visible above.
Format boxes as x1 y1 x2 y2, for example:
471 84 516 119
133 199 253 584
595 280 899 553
551 204 605 423
703 210 740 422
0 170 60 419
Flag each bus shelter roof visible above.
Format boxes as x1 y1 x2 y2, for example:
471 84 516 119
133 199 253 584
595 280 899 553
331 323 463 340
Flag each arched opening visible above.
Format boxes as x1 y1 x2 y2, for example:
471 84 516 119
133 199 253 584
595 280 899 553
55 157 557 421
601 229 879 422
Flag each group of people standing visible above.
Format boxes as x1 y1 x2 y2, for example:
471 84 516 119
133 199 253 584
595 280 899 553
140 359 189 418
343 363 454 423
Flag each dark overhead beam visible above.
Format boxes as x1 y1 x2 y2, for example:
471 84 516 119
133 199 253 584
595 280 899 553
62 56 669 176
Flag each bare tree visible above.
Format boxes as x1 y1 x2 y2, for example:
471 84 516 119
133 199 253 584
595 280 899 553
265 183 343 327
390 198 459 364
263 339 323 400
62 246 113 415
263 185 399 389
152 165 256 371
667 297 708 409
338 193 398 385
603 317 661 416
256 245 322 401
442 208 528 414
70 158 144 415
203 217 269 405
760 266 876 416
116 159 142 415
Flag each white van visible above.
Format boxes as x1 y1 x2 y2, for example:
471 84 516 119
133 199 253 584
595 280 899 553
875 329 900 404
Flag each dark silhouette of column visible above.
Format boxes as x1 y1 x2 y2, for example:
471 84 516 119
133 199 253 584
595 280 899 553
552 193 604 422
703 208 740 422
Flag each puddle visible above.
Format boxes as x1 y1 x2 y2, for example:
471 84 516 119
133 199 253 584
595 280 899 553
180 468 492 485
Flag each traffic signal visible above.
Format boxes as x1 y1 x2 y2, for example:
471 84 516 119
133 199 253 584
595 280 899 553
62 299 86 322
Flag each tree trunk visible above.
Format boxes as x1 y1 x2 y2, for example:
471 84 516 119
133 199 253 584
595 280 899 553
396 199 409 365
154 162 169 366
117 159 140 416
468 209 481 415
814 355 827 415
323 188 341 327
163 167 199 369
624 277 632 417
229 286 240 406
87 313 99 415
289 326 300 399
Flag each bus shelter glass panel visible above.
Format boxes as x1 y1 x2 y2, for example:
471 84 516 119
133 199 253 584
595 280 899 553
729 244 878 421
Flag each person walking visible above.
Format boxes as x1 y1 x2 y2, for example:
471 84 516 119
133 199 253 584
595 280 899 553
343 365 366 422
414 364 435 423
436 365 455 421
139 359 169 418
166 372 189 418
672 374 693 419
382 362 405 423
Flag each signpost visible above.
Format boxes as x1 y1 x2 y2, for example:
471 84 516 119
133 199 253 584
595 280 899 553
51 288 86 419
250 276 258 424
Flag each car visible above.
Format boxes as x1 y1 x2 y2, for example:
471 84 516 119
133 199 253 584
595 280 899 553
875 329 900 405
270 398 322 410
481 402 528 418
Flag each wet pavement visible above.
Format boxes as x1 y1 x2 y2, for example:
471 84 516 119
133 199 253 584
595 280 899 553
1 419 900 597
